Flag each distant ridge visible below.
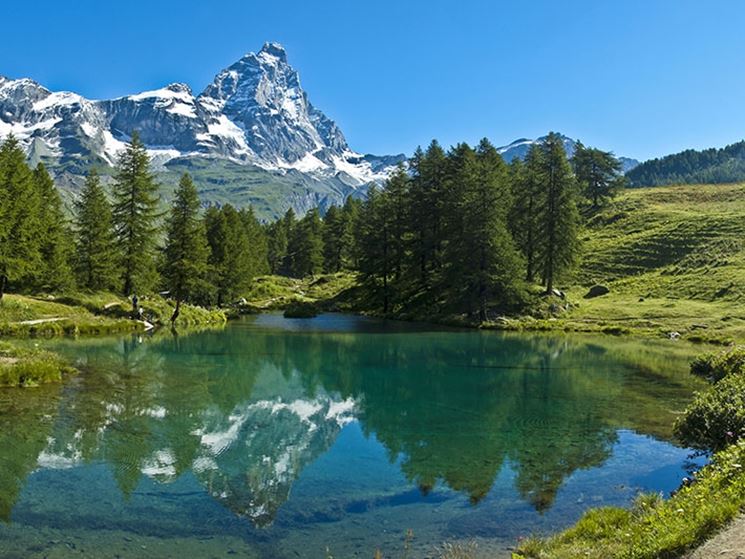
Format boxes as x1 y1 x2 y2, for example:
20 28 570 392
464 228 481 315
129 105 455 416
627 139 745 186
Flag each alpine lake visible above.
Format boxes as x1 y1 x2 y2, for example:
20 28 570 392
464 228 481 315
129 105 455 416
0 313 708 558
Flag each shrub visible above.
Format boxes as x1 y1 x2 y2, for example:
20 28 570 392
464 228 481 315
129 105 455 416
690 346 745 382
674 371 745 451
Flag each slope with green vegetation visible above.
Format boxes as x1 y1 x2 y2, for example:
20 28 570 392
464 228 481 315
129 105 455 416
479 182 745 343
627 139 745 187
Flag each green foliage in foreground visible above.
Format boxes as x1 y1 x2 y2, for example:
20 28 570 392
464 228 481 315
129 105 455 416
674 346 745 452
516 439 745 559
0 342 75 387
690 346 745 382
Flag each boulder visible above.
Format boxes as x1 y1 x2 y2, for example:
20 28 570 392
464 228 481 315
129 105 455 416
585 285 610 299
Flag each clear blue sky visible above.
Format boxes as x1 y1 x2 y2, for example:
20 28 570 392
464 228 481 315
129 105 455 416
2 0 744 161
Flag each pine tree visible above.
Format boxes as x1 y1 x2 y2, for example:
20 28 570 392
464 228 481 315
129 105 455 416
0 134 41 299
536 132 581 294
511 146 544 283
239 206 270 276
163 174 210 320
573 141 625 208
74 169 119 291
355 186 392 313
444 140 523 320
288 208 324 278
33 163 74 292
111 132 161 296
340 196 361 269
205 204 256 305
322 205 345 273
384 165 409 281
277 208 297 275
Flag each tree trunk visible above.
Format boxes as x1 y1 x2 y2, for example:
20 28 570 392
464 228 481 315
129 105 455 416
0 274 7 302
170 299 181 327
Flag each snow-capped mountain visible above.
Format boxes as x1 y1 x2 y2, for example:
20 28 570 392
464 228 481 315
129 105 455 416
0 43 405 218
497 134 640 173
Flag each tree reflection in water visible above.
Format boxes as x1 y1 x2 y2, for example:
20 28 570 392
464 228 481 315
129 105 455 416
0 317 703 529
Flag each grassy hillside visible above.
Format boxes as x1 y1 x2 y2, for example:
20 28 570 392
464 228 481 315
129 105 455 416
514 183 745 343
0 292 225 337
238 184 745 344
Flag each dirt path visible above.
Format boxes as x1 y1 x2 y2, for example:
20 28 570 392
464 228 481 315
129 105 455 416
14 317 67 325
686 515 745 559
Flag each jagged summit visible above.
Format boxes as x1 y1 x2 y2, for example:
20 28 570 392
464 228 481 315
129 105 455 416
259 41 288 61
0 43 405 217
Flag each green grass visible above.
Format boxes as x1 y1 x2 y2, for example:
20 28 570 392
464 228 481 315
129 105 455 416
0 292 225 337
486 183 745 344
515 439 745 559
0 341 76 387
242 272 359 311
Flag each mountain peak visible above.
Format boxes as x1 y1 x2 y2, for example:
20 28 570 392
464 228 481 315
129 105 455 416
259 42 287 62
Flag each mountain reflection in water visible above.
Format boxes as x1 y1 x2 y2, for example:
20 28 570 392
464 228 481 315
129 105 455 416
0 314 706 558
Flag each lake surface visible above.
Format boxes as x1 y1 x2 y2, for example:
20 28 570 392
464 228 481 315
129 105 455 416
0 314 706 558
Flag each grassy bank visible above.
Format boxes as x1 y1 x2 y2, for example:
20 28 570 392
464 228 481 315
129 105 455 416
516 347 745 558
515 440 745 559
0 342 76 387
0 292 226 338
241 184 745 345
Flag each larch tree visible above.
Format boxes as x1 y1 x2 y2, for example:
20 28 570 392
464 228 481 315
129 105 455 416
74 169 119 291
572 141 626 208
205 204 255 305
511 146 544 283
33 163 74 292
162 173 210 322
444 140 523 321
288 208 324 278
536 132 581 294
111 132 161 296
0 134 41 299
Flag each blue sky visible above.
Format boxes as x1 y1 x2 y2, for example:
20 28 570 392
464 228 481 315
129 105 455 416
2 0 744 161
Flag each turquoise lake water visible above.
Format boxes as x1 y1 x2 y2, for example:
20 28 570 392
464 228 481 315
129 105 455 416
0 314 706 558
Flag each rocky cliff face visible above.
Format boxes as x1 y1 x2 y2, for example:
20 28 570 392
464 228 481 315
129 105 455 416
0 43 405 218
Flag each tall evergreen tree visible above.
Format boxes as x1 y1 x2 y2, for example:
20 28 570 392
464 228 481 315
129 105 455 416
407 141 447 289
444 140 523 320
205 204 257 305
341 196 361 269
573 141 625 208
322 205 345 273
162 174 210 320
0 134 41 298
33 163 74 292
355 186 393 313
111 132 161 296
239 206 270 276
511 147 544 283
288 208 324 278
384 165 409 282
74 169 119 291
277 207 297 275
536 132 581 294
